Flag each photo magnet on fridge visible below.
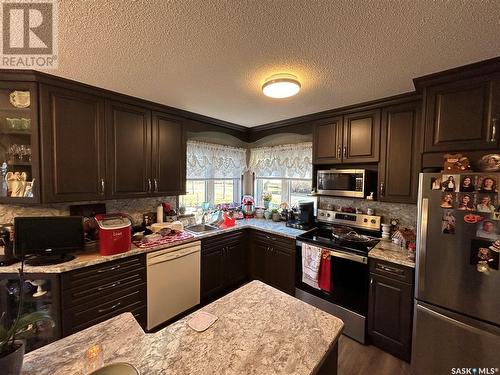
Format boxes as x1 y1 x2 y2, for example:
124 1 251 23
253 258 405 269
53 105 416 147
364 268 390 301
431 176 442 190
457 193 475 211
459 175 476 192
470 239 499 273
477 175 499 193
440 192 455 209
441 174 460 192
476 193 497 213
475 220 500 240
441 210 456 234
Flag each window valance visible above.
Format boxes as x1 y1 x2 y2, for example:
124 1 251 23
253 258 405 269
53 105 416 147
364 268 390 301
186 141 247 179
249 142 312 179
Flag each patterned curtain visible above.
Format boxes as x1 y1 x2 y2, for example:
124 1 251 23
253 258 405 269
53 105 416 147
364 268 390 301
186 141 247 179
249 142 312 179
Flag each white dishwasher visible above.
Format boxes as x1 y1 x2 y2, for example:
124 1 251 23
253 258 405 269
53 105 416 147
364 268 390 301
146 241 201 330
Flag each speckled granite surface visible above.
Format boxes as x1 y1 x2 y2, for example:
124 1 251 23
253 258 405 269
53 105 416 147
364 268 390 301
0 219 305 274
368 240 416 268
21 281 344 375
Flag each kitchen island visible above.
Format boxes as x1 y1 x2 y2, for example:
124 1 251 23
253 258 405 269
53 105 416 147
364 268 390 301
21 280 343 375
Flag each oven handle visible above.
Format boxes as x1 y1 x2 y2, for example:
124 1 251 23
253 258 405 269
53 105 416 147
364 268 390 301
297 241 368 264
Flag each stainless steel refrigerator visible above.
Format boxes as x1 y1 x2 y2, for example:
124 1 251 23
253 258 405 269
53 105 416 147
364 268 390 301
412 173 500 374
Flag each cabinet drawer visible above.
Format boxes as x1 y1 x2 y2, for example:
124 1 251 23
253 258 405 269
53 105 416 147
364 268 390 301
202 230 245 250
61 255 145 291
62 283 146 335
62 270 145 308
253 230 294 251
370 259 414 284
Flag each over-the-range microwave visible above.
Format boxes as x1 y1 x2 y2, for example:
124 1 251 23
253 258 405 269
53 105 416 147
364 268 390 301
316 169 377 198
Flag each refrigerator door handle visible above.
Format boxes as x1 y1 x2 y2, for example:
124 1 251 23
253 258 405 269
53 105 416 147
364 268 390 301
418 197 429 294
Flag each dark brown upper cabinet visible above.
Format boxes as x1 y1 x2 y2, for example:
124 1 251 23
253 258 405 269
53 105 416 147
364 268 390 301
313 110 380 165
105 100 152 199
342 109 381 163
378 102 421 203
313 117 343 164
422 74 500 152
151 112 186 196
39 85 106 202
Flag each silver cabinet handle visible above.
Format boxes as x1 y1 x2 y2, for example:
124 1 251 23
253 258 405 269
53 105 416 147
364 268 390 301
370 277 374 286
96 264 120 273
147 178 152 192
154 178 159 192
337 146 341 159
343 146 347 158
97 281 121 291
380 182 385 197
100 179 105 195
98 302 121 313
491 118 498 142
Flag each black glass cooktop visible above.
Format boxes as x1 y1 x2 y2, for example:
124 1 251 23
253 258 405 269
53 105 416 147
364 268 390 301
297 226 380 255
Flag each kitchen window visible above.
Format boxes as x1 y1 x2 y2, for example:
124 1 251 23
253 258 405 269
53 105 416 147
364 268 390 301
180 141 246 210
250 142 314 207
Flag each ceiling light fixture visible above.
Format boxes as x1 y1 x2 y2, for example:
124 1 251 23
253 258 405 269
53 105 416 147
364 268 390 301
262 73 301 98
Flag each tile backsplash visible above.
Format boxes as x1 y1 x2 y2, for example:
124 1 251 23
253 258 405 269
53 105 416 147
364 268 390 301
318 197 417 229
0 196 177 225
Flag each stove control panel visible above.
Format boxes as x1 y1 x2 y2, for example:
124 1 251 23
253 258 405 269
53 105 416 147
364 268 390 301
317 209 381 231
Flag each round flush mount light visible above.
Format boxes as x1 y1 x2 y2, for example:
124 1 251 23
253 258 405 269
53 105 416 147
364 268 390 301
262 73 301 98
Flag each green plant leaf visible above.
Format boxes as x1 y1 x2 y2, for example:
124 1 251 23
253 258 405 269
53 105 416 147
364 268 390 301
7 311 54 342
0 326 8 343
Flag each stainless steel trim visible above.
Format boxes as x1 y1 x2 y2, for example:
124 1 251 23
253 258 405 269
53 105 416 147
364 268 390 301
297 240 367 264
316 189 365 198
329 249 367 264
416 174 428 296
491 117 498 142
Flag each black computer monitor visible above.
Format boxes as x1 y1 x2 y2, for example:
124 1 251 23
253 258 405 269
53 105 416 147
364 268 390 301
14 216 84 266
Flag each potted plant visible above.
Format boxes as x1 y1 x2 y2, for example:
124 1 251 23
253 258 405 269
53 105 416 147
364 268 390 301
0 261 54 375
262 192 272 210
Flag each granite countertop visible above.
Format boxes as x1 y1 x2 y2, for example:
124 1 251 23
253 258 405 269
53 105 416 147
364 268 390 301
21 280 344 375
0 219 306 274
368 240 416 268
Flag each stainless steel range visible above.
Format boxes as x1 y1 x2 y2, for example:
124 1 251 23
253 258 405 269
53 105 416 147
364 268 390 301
295 209 381 343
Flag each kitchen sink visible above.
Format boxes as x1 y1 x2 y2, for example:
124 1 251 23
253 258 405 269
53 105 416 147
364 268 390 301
185 224 219 233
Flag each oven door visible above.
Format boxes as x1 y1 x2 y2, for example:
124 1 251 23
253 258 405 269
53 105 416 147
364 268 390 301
295 241 369 316
316 169 365 198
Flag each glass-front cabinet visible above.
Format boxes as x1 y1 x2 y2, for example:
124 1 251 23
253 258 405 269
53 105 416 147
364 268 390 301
0 82 39 203
0 273 61 352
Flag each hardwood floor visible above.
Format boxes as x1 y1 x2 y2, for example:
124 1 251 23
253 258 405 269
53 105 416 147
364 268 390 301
338 335 411 375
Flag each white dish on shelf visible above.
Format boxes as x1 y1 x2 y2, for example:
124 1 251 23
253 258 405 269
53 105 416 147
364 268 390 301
9 90 30 108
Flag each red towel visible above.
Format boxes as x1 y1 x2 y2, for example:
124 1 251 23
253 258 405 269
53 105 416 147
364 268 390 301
318 250 332 292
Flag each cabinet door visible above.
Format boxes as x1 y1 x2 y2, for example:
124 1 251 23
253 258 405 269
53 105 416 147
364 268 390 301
200 247 224 301
40 85 105 202
250 241 268 281
267 244 295 295
368 273 413 362
343 110 380 163
105 100 152 198
423 76 500 152
313 117 343 164
379 102 421 203
223 242 247 288
151 112 186 195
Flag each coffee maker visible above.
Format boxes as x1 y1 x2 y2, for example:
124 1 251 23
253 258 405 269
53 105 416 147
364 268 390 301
286 201 315 230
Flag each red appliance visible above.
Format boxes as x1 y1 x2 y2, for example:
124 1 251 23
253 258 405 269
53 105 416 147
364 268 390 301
95 214 131 256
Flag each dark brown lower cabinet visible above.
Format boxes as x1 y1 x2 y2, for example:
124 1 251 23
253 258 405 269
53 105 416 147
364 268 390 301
60 255 147 336
249 230 296 295
368 259 414 362
201 230 248 302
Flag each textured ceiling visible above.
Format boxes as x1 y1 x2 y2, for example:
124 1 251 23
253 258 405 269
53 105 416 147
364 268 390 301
48 0 500 127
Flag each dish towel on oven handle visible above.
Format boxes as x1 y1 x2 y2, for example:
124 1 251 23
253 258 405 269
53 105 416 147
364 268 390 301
301 243 322 289
318 250 332 292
